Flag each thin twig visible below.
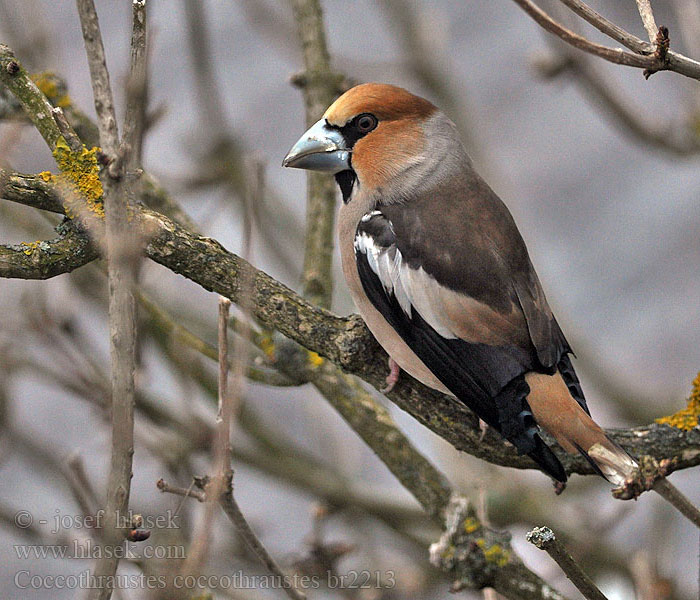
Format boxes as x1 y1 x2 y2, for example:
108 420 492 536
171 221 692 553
51 107 82 152
157 478 206 503
76 2 138 599
511 0 661 71
557 0 650 53
635 0 659 45
518 0 700 80
180 297 234 578
121 0 148 170
76 0 119 157
66 453 100 517
527 526 609 600
219 477 306 600
652 478 700 529
532 50 700 155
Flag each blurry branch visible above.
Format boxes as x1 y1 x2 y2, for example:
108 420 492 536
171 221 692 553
2 174 700 479
533 49 700 156
378 0 485 167
511 0 700 80
160 472 308 600
0 218 98 279
526 526 608 600
76 1 143 598
138 290 295 387
0 45 61 147
289 0 347 309
272 339 453 521
1 31 699 600
182 0 301 277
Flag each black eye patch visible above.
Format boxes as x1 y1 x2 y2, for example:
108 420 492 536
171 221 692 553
338 113 378 147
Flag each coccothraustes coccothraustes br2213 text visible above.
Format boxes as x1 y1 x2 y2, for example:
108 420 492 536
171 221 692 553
283 83 636 484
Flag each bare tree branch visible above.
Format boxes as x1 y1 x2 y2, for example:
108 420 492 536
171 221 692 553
218 474 307 600
0 44 61 147
527 526 608 600
635 0 659 45
511 0 700 80
532 51 700 155
76 2 140 598
122 0 148 170
289 0 346 309
557 0 650 53
2 173 699 480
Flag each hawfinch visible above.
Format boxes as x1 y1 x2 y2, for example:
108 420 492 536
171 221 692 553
283 83 635 484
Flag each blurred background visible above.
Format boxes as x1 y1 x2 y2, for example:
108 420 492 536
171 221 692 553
1 1 698 598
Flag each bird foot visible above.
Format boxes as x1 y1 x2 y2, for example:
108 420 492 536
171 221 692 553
381 357 401 393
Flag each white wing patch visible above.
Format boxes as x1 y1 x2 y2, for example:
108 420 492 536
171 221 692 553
354 220 457 340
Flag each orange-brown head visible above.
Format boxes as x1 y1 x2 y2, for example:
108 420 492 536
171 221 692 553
284 83 454 202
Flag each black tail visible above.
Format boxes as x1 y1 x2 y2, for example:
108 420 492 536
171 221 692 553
529 434 567 482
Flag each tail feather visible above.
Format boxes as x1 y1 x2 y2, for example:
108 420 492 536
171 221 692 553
586 438 638 486
529 434 567 482
525 370 638 485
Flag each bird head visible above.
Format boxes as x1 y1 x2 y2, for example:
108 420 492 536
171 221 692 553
284 83 463 204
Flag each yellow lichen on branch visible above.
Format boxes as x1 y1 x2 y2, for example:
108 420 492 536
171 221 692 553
307 350 324 368
40 138 104 219
32 71 72 109
656 372 700 430
19 241 46 255
478 540 510 568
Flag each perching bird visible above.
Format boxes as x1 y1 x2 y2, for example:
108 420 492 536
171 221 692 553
283 83 636 484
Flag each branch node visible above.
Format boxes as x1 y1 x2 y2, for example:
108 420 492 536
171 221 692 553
6 60 19 76
612 455 673 500
429 495 511 590
643 25 670 79
527 525 609 600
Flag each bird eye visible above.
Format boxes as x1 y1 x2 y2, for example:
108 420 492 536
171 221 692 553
355 113 378 134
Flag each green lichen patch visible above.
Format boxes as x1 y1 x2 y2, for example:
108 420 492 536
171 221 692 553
40 138 104 219
656 372 700 431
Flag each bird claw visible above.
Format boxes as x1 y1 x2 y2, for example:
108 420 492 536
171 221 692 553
381 357 401 393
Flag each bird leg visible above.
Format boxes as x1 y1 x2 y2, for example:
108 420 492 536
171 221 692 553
381 357 401 393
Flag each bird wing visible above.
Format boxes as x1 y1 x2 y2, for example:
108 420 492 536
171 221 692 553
354 194 582 481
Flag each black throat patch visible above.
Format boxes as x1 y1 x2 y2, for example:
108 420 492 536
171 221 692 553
335 170 356 204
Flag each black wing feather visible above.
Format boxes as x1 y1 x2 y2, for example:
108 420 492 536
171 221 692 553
355 213 567 481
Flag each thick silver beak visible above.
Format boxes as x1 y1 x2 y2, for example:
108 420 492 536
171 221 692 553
283 118 350 173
